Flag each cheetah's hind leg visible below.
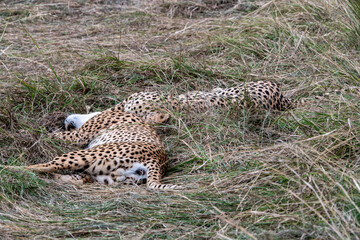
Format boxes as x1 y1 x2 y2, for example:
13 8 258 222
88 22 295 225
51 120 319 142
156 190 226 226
26 149 96 184
26 148 96 173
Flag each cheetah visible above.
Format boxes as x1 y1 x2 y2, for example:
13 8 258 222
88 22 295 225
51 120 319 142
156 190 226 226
27 108 179 190
26 81 293 190
64 81 294 130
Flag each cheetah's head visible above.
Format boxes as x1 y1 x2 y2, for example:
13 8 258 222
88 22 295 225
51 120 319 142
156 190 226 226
63 112 101 131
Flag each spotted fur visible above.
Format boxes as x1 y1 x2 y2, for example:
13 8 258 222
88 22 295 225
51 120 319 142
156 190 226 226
27 109 179 190
63 81 293 130
116 81 293 124
27 81 293 190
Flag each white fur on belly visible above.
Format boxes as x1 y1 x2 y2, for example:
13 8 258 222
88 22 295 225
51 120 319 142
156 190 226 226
123 163 148 181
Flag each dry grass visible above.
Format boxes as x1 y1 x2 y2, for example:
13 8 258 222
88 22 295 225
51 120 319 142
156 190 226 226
0 0 359 239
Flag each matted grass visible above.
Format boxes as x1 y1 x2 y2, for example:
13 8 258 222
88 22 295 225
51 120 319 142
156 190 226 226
0 0 359 239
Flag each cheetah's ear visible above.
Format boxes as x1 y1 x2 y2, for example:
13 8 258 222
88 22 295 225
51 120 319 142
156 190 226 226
144 113 170 124
64 112 102 131
65 121 77 131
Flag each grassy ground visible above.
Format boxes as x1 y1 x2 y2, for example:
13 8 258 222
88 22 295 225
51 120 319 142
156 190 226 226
1 0 359 239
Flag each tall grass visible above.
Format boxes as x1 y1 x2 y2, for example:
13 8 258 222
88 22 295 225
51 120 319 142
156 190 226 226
0 0 359 239
346 0 360 47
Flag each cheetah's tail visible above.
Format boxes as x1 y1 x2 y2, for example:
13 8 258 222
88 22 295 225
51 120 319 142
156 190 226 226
147 181 184 190
145 161 184 190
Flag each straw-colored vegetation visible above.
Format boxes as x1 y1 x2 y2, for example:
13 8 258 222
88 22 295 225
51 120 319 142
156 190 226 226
0 0 359 239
